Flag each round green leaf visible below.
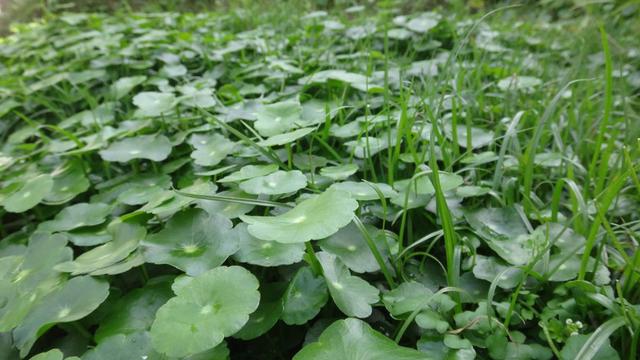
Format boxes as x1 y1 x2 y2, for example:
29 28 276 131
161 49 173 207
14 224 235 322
99 135 172 162
142 181 217 219
405 13 440 33
132 92 176 117
240 189 358 244
189 133 236 167
38 203 111 233
234 283 285 340
2 174 53 213
497 76 542 91
298 99 338 127
254 100 301 137
0 233 71 332
13 276 109 357
150 266 260 357
83 332 164 360
232 223 304 267
443 123 494 149
382 281 455 317
319 222 391 273
293 318 429 360
293 153 328 170
329 181 397 201
560 334 619 360
217 164 278 183
257 127 316 147
29 349 69 360
178 85 217 108
317 251 379 318
89 250 145 276
117 185 165 206
197 189 256 219
465 207 545 265
239 170 307 195
44 160 90 204
282 266 328 325
415 310 449 333
456 185 491 198
393 172 463 196
319 164 359 180
54 222 145 275
65 225 112 246
142 208 237 276
344 136 390 158
161 64 187 78
299 70 383 92
472 255 523 289
95 279 173 341
110 76 146 100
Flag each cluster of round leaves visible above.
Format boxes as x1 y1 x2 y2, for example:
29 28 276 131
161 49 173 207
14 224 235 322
0 3 637 360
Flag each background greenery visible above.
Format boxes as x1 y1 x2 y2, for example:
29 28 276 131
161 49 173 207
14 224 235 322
1 0 639 359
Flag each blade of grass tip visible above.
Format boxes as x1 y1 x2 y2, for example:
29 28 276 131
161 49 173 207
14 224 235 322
588 25 614 196
304 242 323 277
311 134 342 162
578 168 631 280
521 78 593 214
391 94 410 184
575 316 625 360
434 4 523 127
395 170 431 255
199 107 287 169
550 178 589 235
352 216 395 289
630 319 640 360
623 147 640 194
493 110 525 191
622 249 640 299
537 314 563 358
486 266 523 332
450 96 460 160
363 179 389 230
429 130 461 311
396 229 444 260
174 188 292 209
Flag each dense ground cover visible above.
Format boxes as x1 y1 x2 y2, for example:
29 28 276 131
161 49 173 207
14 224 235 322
0 1 639 359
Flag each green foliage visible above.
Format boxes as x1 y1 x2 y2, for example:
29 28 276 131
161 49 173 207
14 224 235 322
0 1 638 359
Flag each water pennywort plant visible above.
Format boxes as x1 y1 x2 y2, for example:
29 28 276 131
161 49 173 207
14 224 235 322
0 1 639 359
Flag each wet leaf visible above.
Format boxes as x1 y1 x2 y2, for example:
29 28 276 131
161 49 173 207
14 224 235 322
241 189 358 243
150 266 260 357
141 208 237 276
